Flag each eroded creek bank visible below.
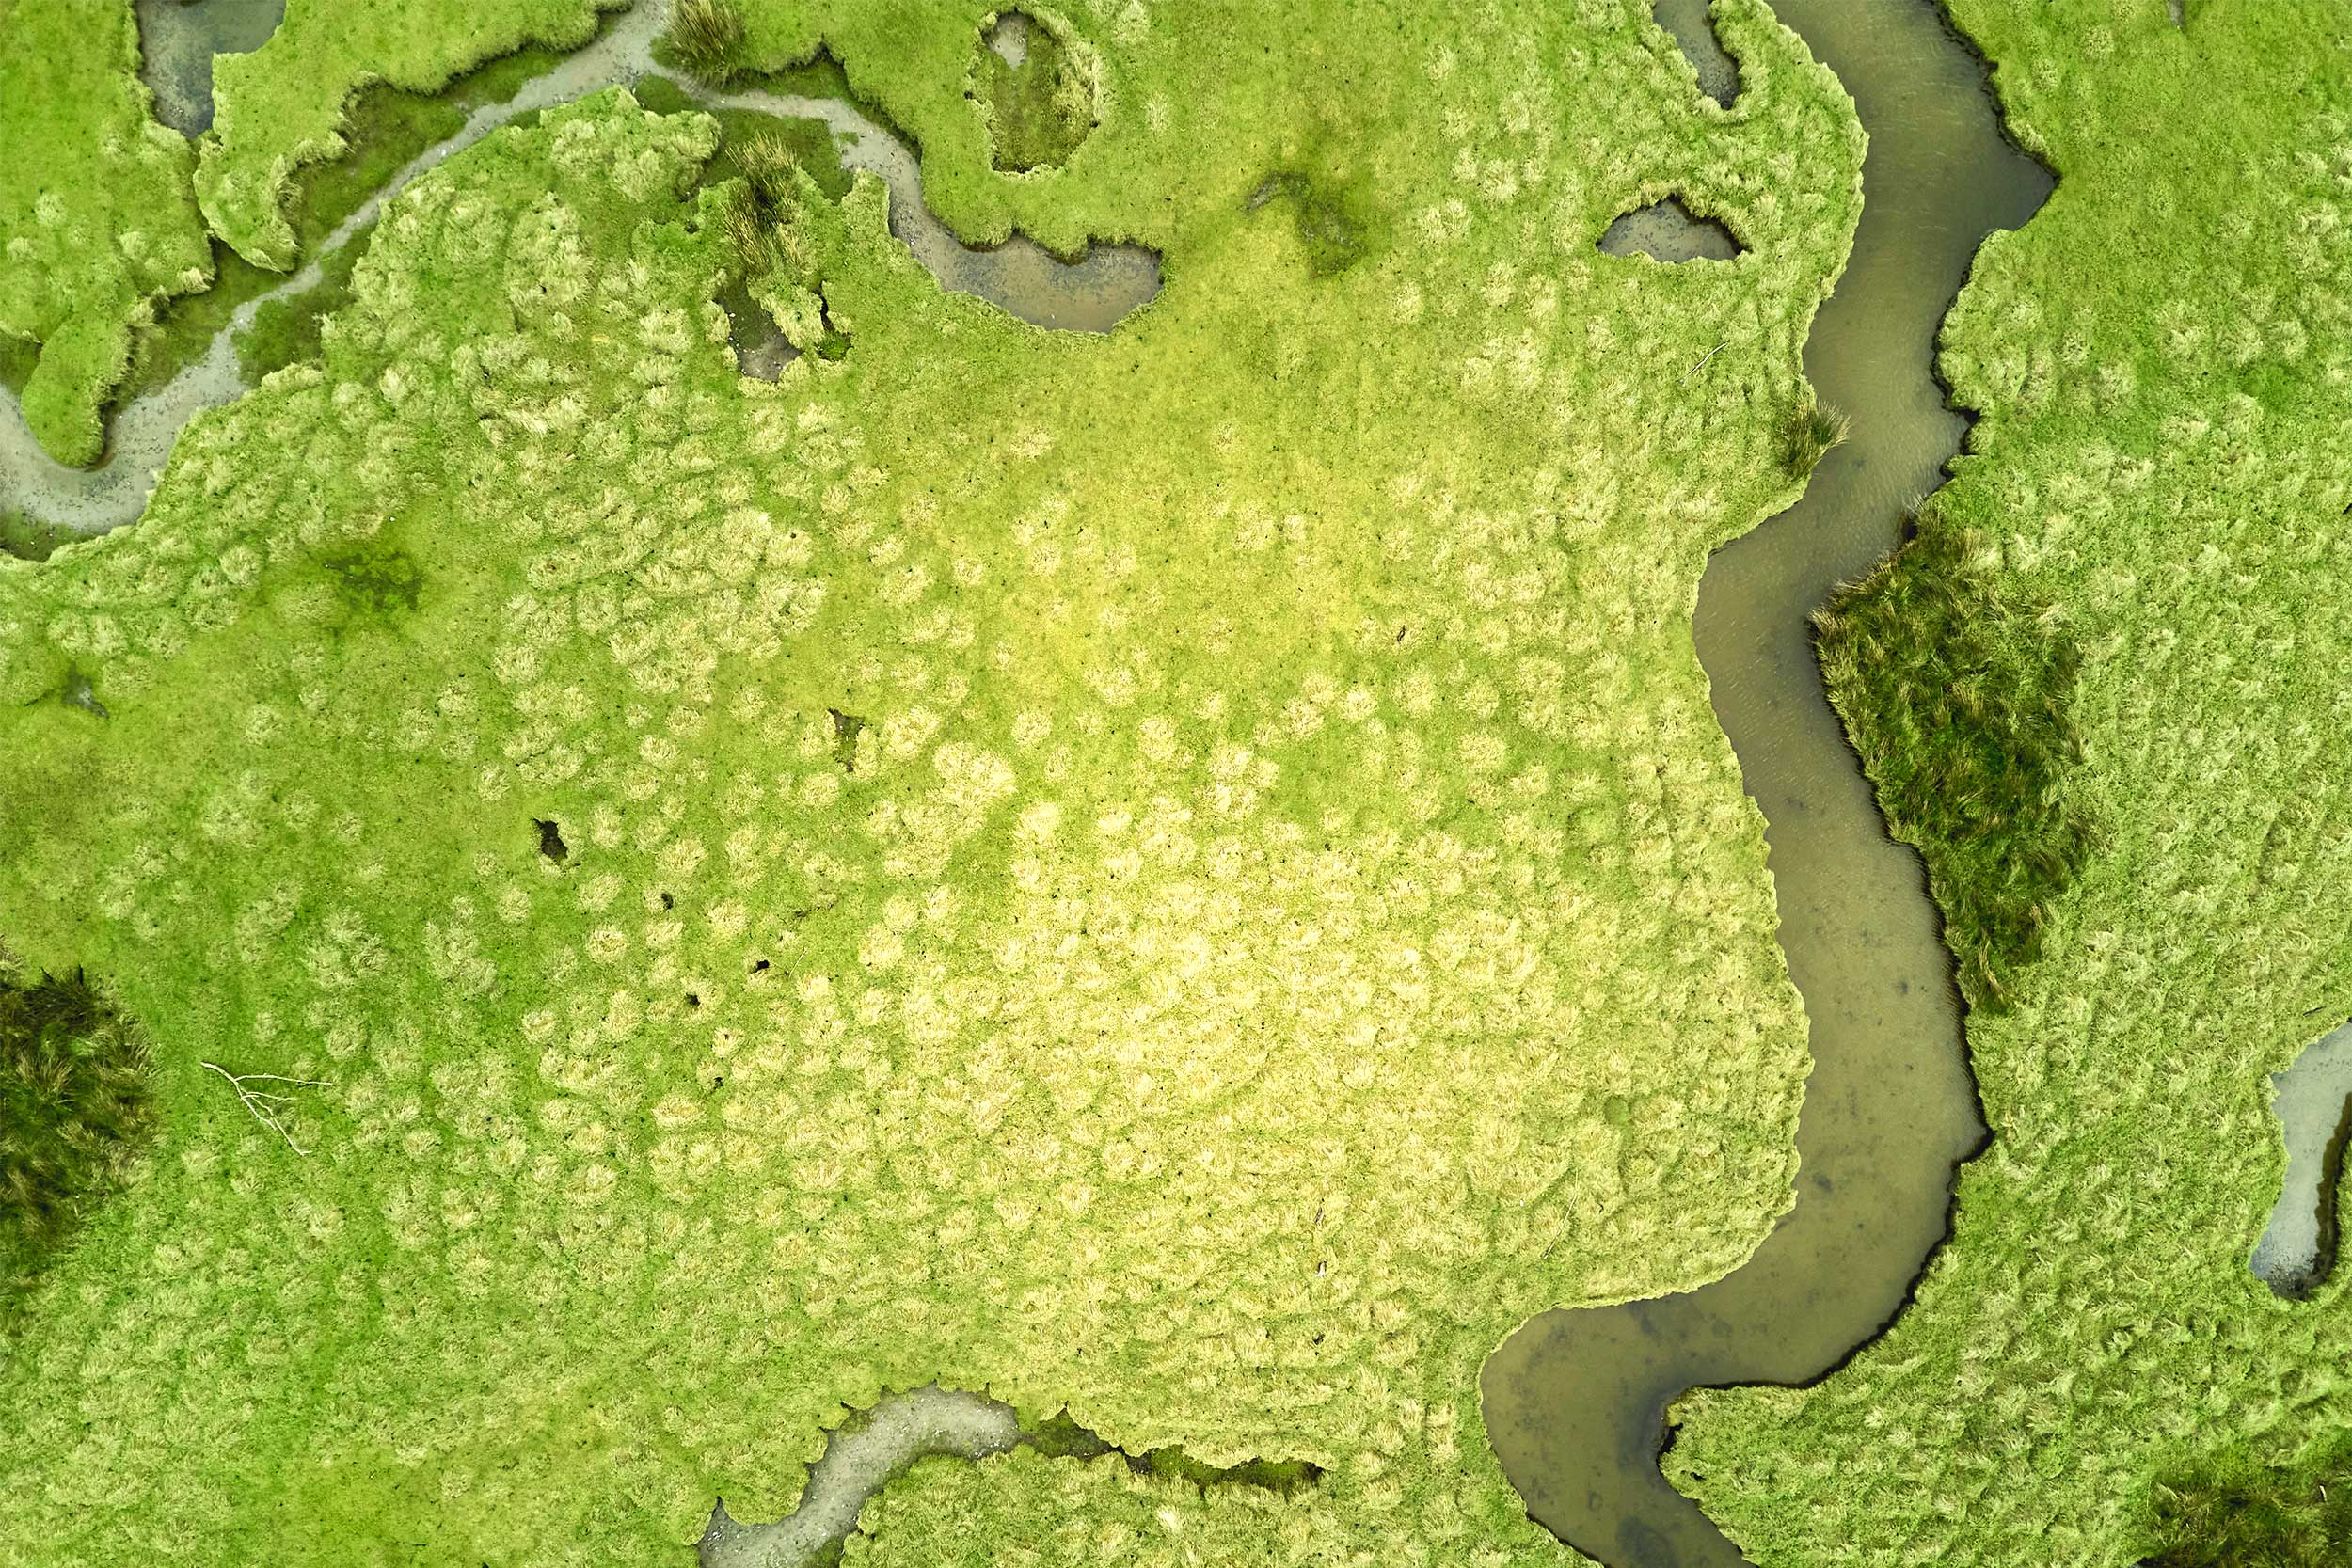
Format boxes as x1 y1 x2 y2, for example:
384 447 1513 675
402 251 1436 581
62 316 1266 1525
1481 2 2051 1564
0 0 1157 537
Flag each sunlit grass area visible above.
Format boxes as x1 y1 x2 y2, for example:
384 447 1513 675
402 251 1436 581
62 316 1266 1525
0 0 1868 1558
1674 2 2352 1562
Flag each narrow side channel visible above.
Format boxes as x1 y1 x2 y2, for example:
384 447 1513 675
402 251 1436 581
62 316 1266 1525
1480 3 2051 1564
1 0 1158 538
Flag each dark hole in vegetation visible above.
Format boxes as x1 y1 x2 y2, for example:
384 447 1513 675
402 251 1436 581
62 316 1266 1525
2137 1434 2352 1567
1 967 157 1308
686 993 700 1008
1597 196 1744 262
829 707 866 771
1814 518 2092 1010
660 891 675 910
749 958 771 974
660 0 752 87
534 817 569 863
1649 0 1741 107
1246 169 1375 277
971 10 1096 172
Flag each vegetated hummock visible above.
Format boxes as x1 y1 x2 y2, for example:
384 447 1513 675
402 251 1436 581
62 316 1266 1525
1672 3 2352 1563
0 0 213 466
0 4 1867 1565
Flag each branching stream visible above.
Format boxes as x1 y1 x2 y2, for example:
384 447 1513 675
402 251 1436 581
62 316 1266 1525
0 0 1155 537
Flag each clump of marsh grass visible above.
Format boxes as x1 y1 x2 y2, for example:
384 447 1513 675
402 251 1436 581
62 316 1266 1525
1779 396 1850 477
2140 1437 2352 1567
662 0 751 87
1 968 156 1305
735 133 802 217
1815 516 2093 1010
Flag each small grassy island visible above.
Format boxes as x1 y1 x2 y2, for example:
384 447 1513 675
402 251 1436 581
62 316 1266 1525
0 1 2346 1565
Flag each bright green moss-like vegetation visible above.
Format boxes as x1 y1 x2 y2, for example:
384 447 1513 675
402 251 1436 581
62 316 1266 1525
0 0 213 465
0 0 1872 1550
1674 3 2352 1563
0 967 155 1307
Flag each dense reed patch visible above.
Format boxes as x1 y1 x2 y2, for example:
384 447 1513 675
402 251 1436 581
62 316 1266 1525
1815 517 2090 1008
0 969 154 1306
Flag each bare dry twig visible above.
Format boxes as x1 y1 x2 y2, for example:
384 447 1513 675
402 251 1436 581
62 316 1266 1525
200 1061 331 1155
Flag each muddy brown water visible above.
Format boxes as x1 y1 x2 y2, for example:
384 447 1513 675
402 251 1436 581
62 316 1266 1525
1480 3 2052 1565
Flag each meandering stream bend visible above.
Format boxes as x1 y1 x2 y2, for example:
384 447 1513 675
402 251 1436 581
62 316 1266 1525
1481 3 2051 1564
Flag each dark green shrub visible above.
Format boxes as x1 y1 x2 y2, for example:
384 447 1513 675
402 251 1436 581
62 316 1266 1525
2140 1436 2352 1567
1 969 156 1303
1815 518 2092 1009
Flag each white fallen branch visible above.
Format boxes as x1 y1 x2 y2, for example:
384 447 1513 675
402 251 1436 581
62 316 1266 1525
200 1061 332 1156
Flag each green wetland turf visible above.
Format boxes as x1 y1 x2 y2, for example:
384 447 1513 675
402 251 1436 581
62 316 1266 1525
4 0 2346 1564
0 1 1867 1561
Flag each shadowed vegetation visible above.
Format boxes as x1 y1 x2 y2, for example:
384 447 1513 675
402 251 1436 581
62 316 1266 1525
1246 168 1377 277
1816 518 2091 1009
2138 1437 2352 1567
1 969 155 1307
660 0 751 87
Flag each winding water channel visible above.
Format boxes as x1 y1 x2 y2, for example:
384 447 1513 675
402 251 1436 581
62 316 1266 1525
8 2 2061 1564
1481 3 2050 1564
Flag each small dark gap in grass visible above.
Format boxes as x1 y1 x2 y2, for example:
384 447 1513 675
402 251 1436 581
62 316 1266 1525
1815 516 2092 1011
971 10 1095 172
1650 0 1741 107
2138 1434 2352 1566
829 708 866 771
1022 1409 1322 1496
534 817 570 863
1 968 157 1309
1246 168 1376 277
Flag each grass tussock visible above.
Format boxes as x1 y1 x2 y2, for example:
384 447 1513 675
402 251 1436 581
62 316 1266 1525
1 969 155 1304
2140 1437 2352 1567
663 0 752 87
1779 397 1849 477
1815 518 2092 1010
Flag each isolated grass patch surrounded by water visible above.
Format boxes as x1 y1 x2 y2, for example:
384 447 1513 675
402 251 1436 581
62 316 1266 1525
0 0 1867 1560
0 0 213 465
1673 3 2352 1563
